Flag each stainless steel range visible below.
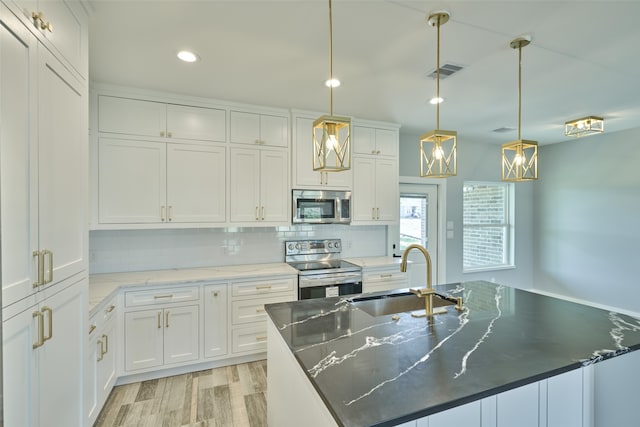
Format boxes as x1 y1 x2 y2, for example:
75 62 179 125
285 239 362 300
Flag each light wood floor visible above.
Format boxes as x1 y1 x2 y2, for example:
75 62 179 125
94 360 267 427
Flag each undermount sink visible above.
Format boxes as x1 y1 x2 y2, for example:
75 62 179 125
350 292 455 317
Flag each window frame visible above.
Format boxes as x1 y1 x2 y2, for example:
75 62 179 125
462 181 515 273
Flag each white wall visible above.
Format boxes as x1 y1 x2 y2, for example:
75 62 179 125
398 132 535 289
89 225 387 274
533 127 640 312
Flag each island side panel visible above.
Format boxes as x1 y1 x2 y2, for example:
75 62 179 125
593 349 640 426
266 319 338 427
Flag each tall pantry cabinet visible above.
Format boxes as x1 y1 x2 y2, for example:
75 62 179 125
0 1 88 426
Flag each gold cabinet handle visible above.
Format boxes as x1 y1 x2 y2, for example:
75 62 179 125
255 336 267 342
167 131 172 138
261 206 265 221
105 305 116 314
89 324 97 335
102 334 109 355
376 207 380 220
33 250 44 287
165 310 170 328
212 291 219 297
255 206 259 221
372 207 376 219
161 206 166 222
380 274 393 278
168 205 173 222
160 131 165 137
32 311 45 349
43 249 53 284
255 307 265 313
97 339 104 361
255 285 272 291
153 294 173 299
42 306 53 342
157 311 162 329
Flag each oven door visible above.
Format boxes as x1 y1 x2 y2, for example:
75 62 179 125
298 272 362 300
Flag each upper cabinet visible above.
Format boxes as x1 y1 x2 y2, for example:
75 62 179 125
98 96 226 143
230 110 288 148
353 126 398 157
291 113 352 190
9 0 88 78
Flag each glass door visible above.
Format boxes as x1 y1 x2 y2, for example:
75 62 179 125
393 184 438 287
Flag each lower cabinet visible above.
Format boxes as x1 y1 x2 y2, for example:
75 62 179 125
362 266 408 294
124 305 199 371
86 299 117 426
203 283 228 358
3 277 87 427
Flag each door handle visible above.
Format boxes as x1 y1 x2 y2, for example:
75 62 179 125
97 339 104 361
33 250 44 287
43 249 53 284
42 306 53 342
168 205 173 222
255 206 259 221
165 310 170 328
157 311 162 329
32 311 45 349
261 206 265 221
161 206 166 222
102 334 109 356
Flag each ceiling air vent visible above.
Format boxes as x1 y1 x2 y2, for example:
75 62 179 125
492 127 516 133
427 63 463 79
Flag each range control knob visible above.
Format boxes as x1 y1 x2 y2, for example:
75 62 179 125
327 242 333 248
295 243 301 250
288 243 294 250
334 241 341 249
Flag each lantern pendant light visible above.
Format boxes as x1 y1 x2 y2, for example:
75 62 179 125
420 11 457 178
313 0 351 172
501 37 538 181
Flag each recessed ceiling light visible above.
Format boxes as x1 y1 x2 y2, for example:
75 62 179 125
177 50 199 63
325 78 341 88
430 97 443 105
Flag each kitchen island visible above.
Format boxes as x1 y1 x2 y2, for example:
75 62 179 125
265 280 640 427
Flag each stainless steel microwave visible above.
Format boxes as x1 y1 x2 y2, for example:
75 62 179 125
292 190 351 224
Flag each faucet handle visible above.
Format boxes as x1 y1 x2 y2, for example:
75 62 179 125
410 288 435 298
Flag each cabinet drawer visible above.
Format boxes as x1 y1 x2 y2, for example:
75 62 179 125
364 270 408 285
124 287 199 307
231 277 295 297
231 294 294 325
232 325 268 354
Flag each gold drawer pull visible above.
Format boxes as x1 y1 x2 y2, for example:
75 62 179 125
42 306 53 342
154 294 173 299
380 274 393 278
255 336 267 342
89 324 97 335
255 307 265 313
32 311 45 349
255 285 272 290
105 305 116 313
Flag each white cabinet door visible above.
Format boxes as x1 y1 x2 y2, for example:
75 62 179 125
231 111 288 147
0 7 38 308
85 325 100 426
546 369 583 427
163 305 199 365
353 126 398 157
418 400 482 427
352 157 376 222
2 302 39 427
37 40 86 287
166 103 226 143
352 125 376 155
38 279 86 427
260 149 289 223
97 319 117 404
98 138 167 224
496 382 539 427
98 95 166 137
229 148 261 223
374 158 399 222
292 116 351 189
124 309 164 371
204 284 228 358
167 143 226 223
374 128 398 157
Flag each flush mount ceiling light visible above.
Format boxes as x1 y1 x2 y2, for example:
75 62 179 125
420 11 457 178
177 50 199 63
502 37 538 182
564 116 604 138
313 0 351 172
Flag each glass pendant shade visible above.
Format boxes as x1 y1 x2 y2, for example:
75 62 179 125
501 139 538 181
420 130 457 177
564 116 604 137
313 115 351 171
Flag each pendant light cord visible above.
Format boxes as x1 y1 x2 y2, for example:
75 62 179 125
435 16 441 130
329 0 334 116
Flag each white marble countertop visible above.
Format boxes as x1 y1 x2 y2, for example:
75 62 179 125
89 262 298 316
344 256 405 269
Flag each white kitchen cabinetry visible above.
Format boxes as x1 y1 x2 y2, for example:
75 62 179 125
86 297 117 426
229 147 289 225
3 277 87 427
203 283 228 359
351 122 400 225
230 277 296 355
353 125 398 157
291 114 352 189
97 138 226 225
362 266 408 294
352 156 399 224
1 4 87 307
123 287 200 372
230 109 288 147
98 95 226 143
9 0 88 78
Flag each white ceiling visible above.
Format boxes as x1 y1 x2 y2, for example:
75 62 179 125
89 1 640 145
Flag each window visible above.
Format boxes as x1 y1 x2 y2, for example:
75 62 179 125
463 182 514 271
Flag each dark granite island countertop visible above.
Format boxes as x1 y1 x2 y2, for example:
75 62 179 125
264 280 640 427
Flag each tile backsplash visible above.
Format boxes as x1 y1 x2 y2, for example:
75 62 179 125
89 225 388 274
